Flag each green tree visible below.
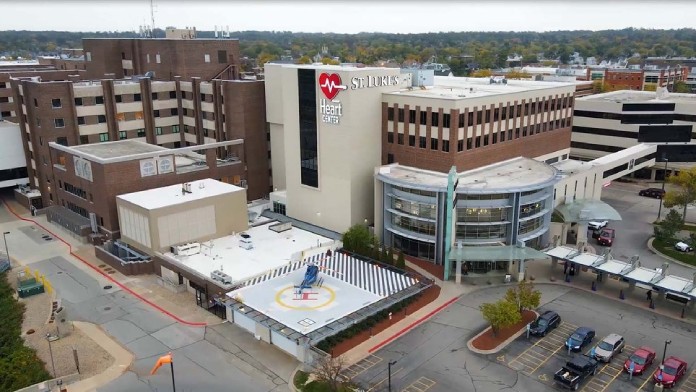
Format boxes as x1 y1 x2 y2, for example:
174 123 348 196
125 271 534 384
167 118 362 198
504 281 541 313
396 251 406 269
480 299 522 336
664 166 696 219
386 247 394 265
297 55 312 64
655 209 683 241
472 69 493 78
380 243 389 264
342 224 372 255
674 81 690 93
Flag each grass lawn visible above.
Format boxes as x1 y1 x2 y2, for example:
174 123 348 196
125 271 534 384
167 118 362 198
652 237 696 267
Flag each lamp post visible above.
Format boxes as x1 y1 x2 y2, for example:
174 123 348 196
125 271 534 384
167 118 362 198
388 360 397 392
46 333 56 378
662 339 672 365
657 157 669 220
2 231 9 269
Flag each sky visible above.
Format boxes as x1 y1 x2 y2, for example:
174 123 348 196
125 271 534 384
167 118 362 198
2 1 696 34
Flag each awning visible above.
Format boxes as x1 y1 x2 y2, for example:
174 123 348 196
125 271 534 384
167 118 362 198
450 245 550 261
555 199 622 222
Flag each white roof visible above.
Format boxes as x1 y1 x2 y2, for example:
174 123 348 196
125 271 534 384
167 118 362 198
655 275 692 293
117 178 244 210
545 246 578 259
596 259 630 275
162 222 333 284
571 253 605 267
624 267 661 283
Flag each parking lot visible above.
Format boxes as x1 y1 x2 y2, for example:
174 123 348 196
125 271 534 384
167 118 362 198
352 285 696 392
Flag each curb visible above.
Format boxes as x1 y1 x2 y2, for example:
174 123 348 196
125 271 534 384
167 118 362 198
466 310 539 355
646 237 696 270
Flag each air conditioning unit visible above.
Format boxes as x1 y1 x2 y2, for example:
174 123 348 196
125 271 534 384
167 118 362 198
238 233 253 250
171 242 201 256
211 270 232 285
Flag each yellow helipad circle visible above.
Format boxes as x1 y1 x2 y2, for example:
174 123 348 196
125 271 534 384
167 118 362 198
275 285 336 310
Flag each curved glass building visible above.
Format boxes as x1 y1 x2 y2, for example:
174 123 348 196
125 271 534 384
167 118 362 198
375 157 559 276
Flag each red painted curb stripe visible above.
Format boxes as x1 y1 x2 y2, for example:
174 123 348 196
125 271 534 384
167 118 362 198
368 295 459 353
2 198 207 327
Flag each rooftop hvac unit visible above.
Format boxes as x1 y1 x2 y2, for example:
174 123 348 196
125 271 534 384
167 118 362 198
211 270 233 285
171 242 201 256
239 233 253 250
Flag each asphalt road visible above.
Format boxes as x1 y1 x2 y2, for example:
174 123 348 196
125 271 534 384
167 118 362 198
595 181 696 277
352 285 696 392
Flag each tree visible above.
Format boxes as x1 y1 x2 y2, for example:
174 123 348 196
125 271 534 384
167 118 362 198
655 209 683 241
592 80 605 93
480 299 522 336
342 224 372 255
380 243 389 264
396 251 406 269
506 70 531 80
297 55 312 64
472 69 493 78
675 81 691 93
387 247 394 265
504 281 541 313
312 355 348 392
663 166 696 219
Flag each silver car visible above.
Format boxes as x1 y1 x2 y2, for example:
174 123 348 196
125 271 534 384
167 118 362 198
593 333 625 362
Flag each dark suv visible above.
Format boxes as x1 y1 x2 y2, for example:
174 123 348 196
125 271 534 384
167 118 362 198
639 188 665 199
530 310 561 337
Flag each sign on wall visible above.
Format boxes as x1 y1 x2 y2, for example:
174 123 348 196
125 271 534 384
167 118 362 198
317 72 402 125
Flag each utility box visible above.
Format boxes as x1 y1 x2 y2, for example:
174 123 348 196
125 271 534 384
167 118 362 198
17 272 45 298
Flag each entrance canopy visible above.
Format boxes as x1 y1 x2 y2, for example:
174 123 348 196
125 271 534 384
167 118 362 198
450 245 550 261
555 199 622 223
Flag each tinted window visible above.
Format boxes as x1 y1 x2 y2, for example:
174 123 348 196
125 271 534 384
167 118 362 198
663 366 678 376
638 125 692 143
629 354 646 365
623 103 675 112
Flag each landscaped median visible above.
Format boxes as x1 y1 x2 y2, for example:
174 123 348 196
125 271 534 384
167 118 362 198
467 281 541 354
650 237 696 267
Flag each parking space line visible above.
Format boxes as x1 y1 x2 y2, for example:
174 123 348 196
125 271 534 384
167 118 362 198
679 369 696 392
402 377 436 392
508 322 579 376
366 367 403 392
636 373 654 392
344 354 382 380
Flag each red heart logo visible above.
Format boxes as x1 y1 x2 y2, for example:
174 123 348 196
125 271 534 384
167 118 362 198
319 73 344 100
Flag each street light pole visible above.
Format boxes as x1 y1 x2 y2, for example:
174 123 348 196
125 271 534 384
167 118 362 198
2 231 9 269
46 333 56 378
388 360 397 392
657 158 669 220
662 339 672 364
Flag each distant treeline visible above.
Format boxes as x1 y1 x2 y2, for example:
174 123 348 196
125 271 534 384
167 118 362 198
3 28 696 73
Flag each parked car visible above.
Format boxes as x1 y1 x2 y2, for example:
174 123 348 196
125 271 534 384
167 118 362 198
591 229 602 240
639 188 666 199
529 310 561 337
588 221 609 230
597 228 615 246
674 241 693 252
554 355 599 390
624 346 656 375
565 327 596 351
593 333 625 362
652 356 688 388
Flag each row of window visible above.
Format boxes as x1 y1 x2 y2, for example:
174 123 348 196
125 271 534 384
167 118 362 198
392 215 436 236
391 197 437 219
62 181 88 200
387 96 574 128
456 207 508 223
387 116 572 152
46 91 181 110
392 185 437 198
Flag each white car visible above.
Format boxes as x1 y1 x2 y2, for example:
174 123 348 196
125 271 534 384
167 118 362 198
674 241 693 252
588 221 609 230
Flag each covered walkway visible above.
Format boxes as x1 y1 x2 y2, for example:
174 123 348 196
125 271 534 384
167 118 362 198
546 245 696 308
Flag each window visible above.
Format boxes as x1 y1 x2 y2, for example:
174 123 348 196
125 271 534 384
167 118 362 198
169 91 177 99
408 135 416 146
204 54 211 63
134 94 142 102
387 132 394 143
154 110 160 117
387 107 394 121
99 133 109 142
397 133 404 145
77 116 85 125
98 115 106 123
431 138 438 150
431 112 439 127
398 108 405 122
115 95 122 103
1 111 11 118
119 131 127 140
137 129 146 137
442 140 450 152
34 98 38 107
79 135 89 144
95 96 104 104
387 153 395 164
218 50 227 64
0 82 5 88
74 97 83 106
54 118 65 128
56 137 68 146
172 125 180 133
146 54 150 63
36 118 41 127
171 108 178 116
409 110 416 124
419 136 427 148
420 111 428 125
152 92 158 100
51 98 61 108
156 54 161 64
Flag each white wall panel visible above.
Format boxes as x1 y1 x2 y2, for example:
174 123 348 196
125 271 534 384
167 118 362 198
118 205 152 248
157 205 216 248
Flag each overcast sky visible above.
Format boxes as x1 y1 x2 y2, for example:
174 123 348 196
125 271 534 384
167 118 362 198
3 1 696 34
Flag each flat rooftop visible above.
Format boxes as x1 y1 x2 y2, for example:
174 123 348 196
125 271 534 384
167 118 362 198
69 140 167 159
117 178 244 210
227 252 419 336
377 157 557 193
384 76 576 100
162 222 333 284
580 90 696 104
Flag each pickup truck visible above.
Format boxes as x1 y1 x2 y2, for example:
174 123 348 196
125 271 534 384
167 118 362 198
554 355 599 390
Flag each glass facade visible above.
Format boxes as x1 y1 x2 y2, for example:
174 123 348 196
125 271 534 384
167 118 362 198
391 233 436 261
298 69 318 187
392 197 437 219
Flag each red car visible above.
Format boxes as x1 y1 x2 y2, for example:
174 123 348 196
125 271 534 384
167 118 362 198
653 356 688 388
624 346 656 375
597 228 615 246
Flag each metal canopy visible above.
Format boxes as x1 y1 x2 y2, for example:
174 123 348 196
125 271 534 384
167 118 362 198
555 199 623 222
450 245 551 261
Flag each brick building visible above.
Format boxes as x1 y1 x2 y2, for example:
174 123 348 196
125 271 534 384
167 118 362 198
600 66 689 92
83 38 240 81
47 140 245 238
10 75 269 207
